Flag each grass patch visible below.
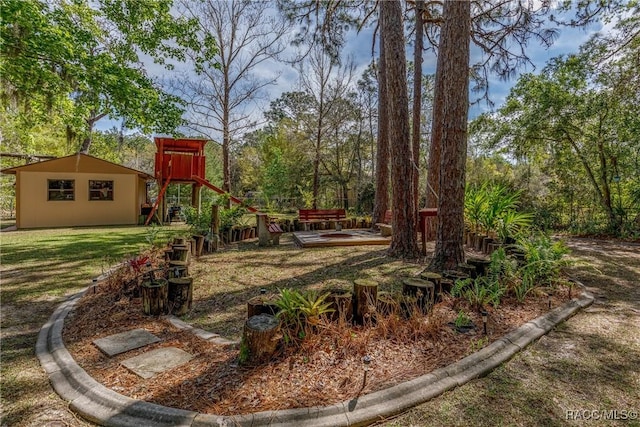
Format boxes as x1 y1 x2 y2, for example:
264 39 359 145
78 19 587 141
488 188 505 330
0 224 188 426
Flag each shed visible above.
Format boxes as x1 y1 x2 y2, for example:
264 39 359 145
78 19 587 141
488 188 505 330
1 154 153 229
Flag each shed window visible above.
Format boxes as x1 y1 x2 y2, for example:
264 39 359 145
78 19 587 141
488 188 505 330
89 180 113 201
48 180 75 201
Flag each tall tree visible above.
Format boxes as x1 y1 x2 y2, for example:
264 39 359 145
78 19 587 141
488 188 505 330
174 0 289 196
411 0 425 214
428 0 470 270
372 21 390 228
382 0 420 258
298 47 355 208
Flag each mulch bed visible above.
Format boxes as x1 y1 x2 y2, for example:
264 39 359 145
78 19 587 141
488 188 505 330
62 260 572 416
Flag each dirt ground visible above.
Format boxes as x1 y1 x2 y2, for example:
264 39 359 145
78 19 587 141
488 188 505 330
2 237 639 426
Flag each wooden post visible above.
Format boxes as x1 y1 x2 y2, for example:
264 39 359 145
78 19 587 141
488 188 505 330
242 314 280 362
420 271 443 300
141 279 168 315
376 291 399 316
440 278 454 295
168 261 189 276
353 279 378 324
325 289 353 322
168 264 188 279
402 278 435 313
443 270 470 282
257 213 270 246
171 245 190 262
209 204 220 252
168 277 193 315
482 236 494 254
457 263 477 278
467 257 491 277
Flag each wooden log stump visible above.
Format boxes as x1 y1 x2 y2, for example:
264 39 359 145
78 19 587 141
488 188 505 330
325 289 353 322
467 257 491 277
440 278 454 295
247 295 279 318
466 232 476 247
168 277 193 316
457 263 477 279
400 294 419 318
482 237 494 254
443 270 470 283
168 260 189 276
168 264 189 279
376 291 399 316
487 242 500 255
353 279 378 324
402 278 435 313
242 314 280 363
419 271 443 300
171 245 190 262
141 279 168 315
192 235 205 256
474 234 487 252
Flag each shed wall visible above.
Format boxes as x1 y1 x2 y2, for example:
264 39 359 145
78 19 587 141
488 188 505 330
17 171 139 228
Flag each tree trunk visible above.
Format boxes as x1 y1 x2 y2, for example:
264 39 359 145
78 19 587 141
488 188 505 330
429 0 471 271
412 0 424 216
222 74 232 207
372 13 389 227
426 32 446 241
381 0 420 258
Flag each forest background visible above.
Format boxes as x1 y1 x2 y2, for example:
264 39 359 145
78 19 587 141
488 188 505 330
1 0 638 240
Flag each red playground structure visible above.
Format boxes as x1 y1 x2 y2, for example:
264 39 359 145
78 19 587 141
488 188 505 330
145 137 257 225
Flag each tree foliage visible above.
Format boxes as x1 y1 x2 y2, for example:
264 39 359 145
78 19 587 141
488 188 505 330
1 0 194 154
475 19 640 234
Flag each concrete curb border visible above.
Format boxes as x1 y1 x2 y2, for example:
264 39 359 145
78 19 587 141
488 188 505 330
37 284 594 426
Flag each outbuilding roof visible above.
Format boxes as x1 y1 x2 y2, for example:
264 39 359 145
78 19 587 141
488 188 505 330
1 153 154 180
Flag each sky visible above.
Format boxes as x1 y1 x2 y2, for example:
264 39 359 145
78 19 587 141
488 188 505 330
97 3 606 135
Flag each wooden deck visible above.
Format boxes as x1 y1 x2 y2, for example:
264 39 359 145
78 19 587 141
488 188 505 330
292 230 390 248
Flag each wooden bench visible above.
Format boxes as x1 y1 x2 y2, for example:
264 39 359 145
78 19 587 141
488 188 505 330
298 209 346 230
267 221 284 245
257 213 284 246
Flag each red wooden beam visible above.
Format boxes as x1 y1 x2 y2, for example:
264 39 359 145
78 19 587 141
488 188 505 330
191 175 259 213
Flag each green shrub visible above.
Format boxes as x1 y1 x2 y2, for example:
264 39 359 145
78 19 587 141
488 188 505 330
274 288 334 345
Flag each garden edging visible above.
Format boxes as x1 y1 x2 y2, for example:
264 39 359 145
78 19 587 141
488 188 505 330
36 282 594 426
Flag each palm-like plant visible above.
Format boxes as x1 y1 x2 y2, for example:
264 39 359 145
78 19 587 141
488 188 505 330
464 184 488 233
466 183 533 240
497 209 534 242
274 288 334 343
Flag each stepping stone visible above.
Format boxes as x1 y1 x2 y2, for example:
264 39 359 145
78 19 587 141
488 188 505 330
93 328 160 356
121 347 194 379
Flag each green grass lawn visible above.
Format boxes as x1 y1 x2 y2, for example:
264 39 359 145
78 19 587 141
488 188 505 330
0 224 188 426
